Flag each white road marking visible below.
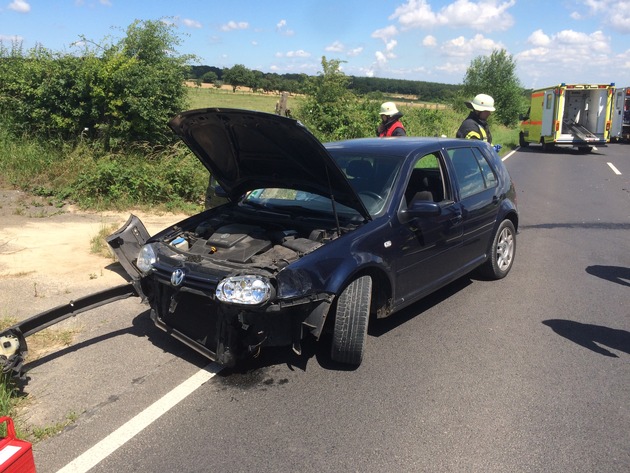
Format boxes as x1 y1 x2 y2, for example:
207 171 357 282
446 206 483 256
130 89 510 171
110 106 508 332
502 148 518 161
56 363 222 473
607 162 622 175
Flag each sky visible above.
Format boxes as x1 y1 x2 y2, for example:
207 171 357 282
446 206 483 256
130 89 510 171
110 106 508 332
1 0 629 89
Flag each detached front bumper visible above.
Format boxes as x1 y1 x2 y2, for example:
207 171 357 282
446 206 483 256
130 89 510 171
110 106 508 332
0 284 138 377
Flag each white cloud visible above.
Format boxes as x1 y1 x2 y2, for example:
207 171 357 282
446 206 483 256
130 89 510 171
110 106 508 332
375 50 388 67
276 50 311 58
347 46 364 57
181 18 202 29
390 0 438 28
276 19 295 36
325 41 345 53
8 0 30 13
571 1 630 33
371 25 398 42
607 6 630 33
370 25 400 69
220 21 249 32
422 35 437 47
527 29 551 47
390 0 516 32
385 39 398 56
441 33 504 57
516 29 613 80
439 0 515 31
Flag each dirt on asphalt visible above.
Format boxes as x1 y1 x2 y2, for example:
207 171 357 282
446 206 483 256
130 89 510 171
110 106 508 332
0 189 187 318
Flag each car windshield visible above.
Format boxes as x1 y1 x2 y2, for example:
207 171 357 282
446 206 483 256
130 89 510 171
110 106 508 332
241 188 364 221
329 151 404 215
241 152 403 217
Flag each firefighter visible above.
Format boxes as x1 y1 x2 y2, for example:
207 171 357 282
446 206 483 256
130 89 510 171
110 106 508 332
377 102 406 137
456 93 495 144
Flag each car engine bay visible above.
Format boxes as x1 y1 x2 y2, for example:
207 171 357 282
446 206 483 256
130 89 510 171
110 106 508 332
161 209 357 267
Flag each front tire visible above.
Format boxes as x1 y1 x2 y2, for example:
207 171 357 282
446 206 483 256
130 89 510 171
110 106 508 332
330 275 372 366
480 220 516 280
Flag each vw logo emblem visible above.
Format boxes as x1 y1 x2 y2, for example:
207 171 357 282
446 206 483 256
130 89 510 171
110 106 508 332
171 269 185 286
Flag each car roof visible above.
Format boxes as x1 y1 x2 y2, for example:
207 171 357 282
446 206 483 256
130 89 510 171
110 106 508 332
325 137 485 155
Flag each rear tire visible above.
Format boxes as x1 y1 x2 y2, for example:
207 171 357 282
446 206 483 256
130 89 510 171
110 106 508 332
519 131 529 147
480 220 516 280
330 275 372 366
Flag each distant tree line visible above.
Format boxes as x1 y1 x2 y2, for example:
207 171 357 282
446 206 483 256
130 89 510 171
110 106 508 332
188 65 460 103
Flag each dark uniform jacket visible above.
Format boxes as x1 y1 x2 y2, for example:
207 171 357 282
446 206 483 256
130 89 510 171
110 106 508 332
456 112 492 144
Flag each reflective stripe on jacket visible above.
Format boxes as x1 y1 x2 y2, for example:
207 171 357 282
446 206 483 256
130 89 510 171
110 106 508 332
456 112 492 144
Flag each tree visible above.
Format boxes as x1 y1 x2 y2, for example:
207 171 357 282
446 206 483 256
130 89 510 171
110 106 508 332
0 20 194 149
95 20 195 148
462 49 523 127
223 64 253 92
296 57 374 141
201 71 218 84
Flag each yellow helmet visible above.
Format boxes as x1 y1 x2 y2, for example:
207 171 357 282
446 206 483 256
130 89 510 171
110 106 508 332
379 102 399 116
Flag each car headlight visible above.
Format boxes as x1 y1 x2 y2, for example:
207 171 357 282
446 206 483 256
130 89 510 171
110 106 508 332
216 276 272 305
136 244 157 273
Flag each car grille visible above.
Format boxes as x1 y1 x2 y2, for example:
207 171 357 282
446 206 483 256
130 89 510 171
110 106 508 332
152 264 219 295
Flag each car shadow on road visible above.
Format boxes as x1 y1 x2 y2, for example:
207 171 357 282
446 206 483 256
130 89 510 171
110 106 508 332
516 145 606 155
368 276 473 337
542 319 630 358
585 264 630 287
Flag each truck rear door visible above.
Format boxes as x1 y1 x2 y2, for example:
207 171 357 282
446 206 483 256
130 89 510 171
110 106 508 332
611 88 625 138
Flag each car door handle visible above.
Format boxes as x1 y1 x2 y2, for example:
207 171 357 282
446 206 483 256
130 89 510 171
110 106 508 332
450 212 463 224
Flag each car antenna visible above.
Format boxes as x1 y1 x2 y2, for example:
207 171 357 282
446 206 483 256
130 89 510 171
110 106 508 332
324 165 342 237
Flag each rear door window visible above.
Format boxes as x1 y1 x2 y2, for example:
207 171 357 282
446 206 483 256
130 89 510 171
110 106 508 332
448 147 497 199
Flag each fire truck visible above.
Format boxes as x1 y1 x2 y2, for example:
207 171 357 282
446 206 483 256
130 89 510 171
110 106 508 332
610 86 630 142
519 83 615 151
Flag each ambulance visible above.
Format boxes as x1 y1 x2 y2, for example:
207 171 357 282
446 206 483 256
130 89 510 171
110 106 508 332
610 86 630 142
519 83 615 151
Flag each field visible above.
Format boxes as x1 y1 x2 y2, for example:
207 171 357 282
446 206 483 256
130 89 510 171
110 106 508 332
184 83 445 113
185 85 303 114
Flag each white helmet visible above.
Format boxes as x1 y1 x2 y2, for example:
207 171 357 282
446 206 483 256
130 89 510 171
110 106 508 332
379 102 399 116
466 94 495 112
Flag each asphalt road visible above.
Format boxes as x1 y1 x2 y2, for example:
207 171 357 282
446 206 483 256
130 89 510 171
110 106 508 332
27 143 630 473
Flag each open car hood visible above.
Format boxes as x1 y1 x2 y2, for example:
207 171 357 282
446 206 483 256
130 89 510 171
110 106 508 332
168 108 370 220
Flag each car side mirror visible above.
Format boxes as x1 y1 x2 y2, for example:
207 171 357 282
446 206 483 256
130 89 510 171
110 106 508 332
401 200 441 221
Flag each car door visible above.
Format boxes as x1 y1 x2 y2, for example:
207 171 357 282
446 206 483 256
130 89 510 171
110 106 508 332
447 145 500 268
391 151 464 307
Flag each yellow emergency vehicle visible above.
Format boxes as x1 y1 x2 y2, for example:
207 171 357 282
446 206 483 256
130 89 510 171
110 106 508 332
519 83 615 151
